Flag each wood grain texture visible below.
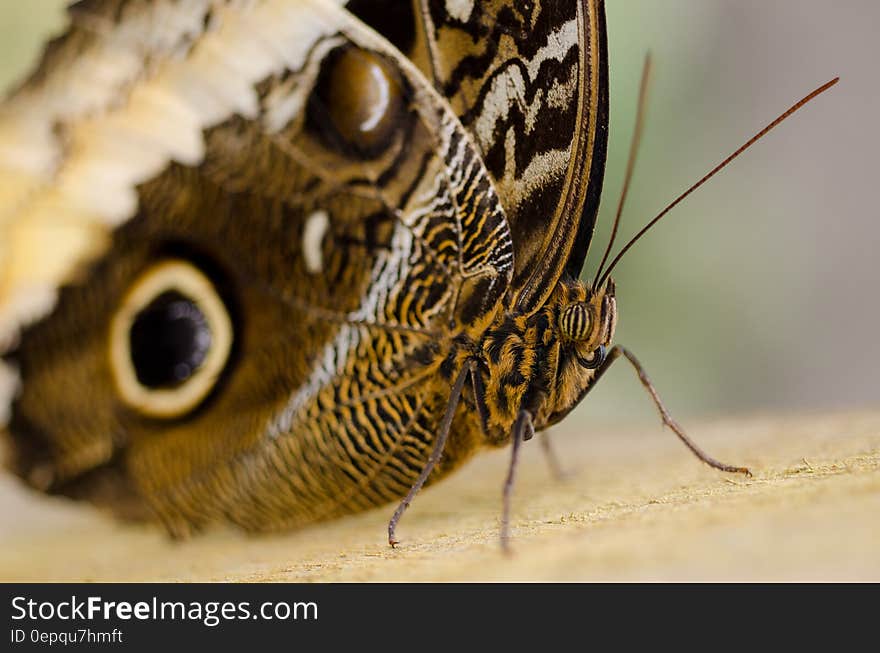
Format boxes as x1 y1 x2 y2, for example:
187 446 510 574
1 409 878 582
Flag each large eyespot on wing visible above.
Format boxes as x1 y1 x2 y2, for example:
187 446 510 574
2 0 513 533
108 259 233 419
350 0 611 313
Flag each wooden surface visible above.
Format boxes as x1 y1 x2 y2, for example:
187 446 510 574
1 410 878 582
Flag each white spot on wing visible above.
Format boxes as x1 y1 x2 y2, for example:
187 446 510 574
445 0 474 22
303 210 330 274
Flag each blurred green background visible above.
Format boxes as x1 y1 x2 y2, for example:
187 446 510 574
0 1 876 425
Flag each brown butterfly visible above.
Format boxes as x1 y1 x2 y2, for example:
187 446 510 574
0 0 835 548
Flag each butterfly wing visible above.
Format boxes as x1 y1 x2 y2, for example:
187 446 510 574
1 0 513 532
349 0 610 312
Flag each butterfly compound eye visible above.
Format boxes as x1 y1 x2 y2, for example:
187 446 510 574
309 45 404 156
109 260 233 419
559 303 593 342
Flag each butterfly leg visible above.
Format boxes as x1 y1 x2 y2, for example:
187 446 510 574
598 345 752 476
501 409 534 553
388 360 476 547
539 430 573 482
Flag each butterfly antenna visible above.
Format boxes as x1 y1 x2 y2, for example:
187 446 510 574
593 53 653 291
595 76 839 290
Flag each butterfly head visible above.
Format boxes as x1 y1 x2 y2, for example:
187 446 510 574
541 276 617 427
558 277 617 366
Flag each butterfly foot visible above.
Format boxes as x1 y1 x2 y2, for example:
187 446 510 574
700 457 752 477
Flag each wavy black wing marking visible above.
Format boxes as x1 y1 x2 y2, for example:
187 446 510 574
350 0 610 313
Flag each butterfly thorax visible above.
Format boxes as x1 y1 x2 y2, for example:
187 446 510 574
474 277 618 444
